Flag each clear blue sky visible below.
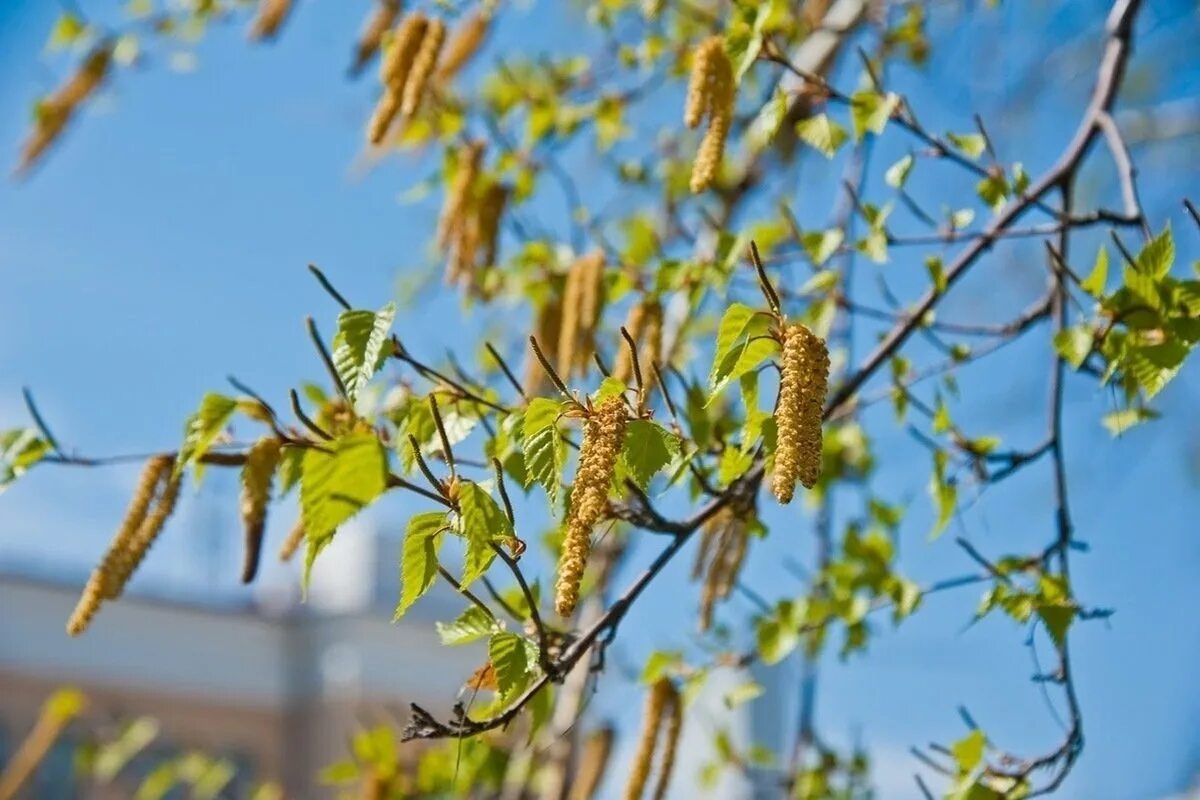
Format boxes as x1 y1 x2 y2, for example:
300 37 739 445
0 1 1197 797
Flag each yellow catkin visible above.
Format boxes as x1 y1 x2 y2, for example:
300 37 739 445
381 13 429 92
17 46 111 175
350 0 401 76
622 679 677 800
438 140 485 249
687 36 734 194
614 298 663 384
555 396 627 617
0 691 85 800
400 17 445 117
56 46 112 108
569 726 615 800
475 181 508 272
240 437 282 584
613 301 648 384
367 89 402 145
248 0 294 41
576 251 606 373
524 293 563 395
109 470 183 596
772 323 829 503
556 258 585 379
361 770 387 800
99 456 171 598
278 518 306 562
650 688 682 800
437 12 488 83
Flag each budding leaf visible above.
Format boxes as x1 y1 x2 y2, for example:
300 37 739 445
849 91 899 140
332 303 396 401
395 511 447 620
176 393 238 482
1100 407 1159 436
1081 246 1108 298
621 419 679 489
884 154 914 188
951 729 986 773
488 632 533 703
522 398 564 504
436 604 500 645
946 131 986 159
1134 225 1174 278
457 481 512 588
0 428 49 494
1053 327 1095 370
794 114 848 158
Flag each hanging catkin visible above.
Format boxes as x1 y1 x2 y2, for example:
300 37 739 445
622 679 681 800
524 293 563 395
0 690 85 800
437 12 489 83
556 251 606 379
350 0 401 77
772 323 829 503
685 36 734 194
240 437 282 584
67 457 182 636
438 140 485 249
17 45 112 175
695 503 751 632
248 0 294 41
650 688 683 800
568 726 615 800
613 298 663 384
367 90 402 145
381 14 429 92
555 396 627 617
400 17 445 117
278 518 306 562
475 181 508 271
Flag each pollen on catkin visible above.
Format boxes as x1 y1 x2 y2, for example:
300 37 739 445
381 13 429 92
555 396 627 617
651 687 683 800
569 726 615 800
248 0 294 41
475 181 508 272
772 323 829 503
556 251 606 379
438 140 484 249
685 36 734 194
614 298 663 384
350 0 401 77
98 456 171 598
240 437 282 584
437 12 489 83
278 518 306 562
696 504 751 632
524 293 563 395
110 469 183 596
400 17 445 117
367 89 402 145
622 679 680 800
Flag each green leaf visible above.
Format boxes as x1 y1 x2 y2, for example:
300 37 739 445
593 376 627 403
1100 406 1159 436
437 605 500 645
522 398 564 503
946 131 987 159
722 681 764 709
488 632 532 702
395 512 447 620
801 229 844 266
932 396 952 433
794 114 848 158
0 428 49 493
457 481 512 587
318 761 359 785
276 446 304 496
709 303 759 385
332 303 396 401
709 335 779 403
621 420 679 488
640 650 683 684
746 90 788 152
849 91 899 140
1126 342 1187 398
884 154 914 188
1053 326 1094 369
928 452 956 539
756 600 803 665
47 13 88 50
1081 246 1109 298
300 433 388 545
951 729 986 773
1134 225 1174 278
976 173 1008 213
926 255 947 293
1037 605 1074 649
176 393 238 482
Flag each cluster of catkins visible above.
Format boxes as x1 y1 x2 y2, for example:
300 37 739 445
67 455 181 636
684 35 735 193
522 251 608 393
692 499 754 631
772 323 830 503
67 437 286 636
623 679 683 800
367 8 489 144
437 140 508 292
554 395 627 618
248 0 295 41
17 45 111 176
612 297 664 385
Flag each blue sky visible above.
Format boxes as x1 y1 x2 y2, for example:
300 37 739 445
0 1 1197 797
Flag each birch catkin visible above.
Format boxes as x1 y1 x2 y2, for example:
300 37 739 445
17 45 112 175
400 17 445 117
381 14 429 92
696 504 750 632
651 689 683 800
278 518 306 562
240 437 282 584
772 323 829 503
0 690 85 800
248 0 294 41
557 251 606 379
555 396 627 617
438 140 484 249
613 298 663 383
569 726 615 800
437 12 489 83
623 679 680 800
368 90 402 145
350 0 401 77
686 36 734 194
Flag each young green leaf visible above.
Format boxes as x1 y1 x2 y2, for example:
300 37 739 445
300 432 389 544
522 397 564 503
457 481 512 587
488 632 533 702
794 114 848 158
332 303 396 401
176 393 238 482
621 419 679 488
395 511 447 619
437 605 501 645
